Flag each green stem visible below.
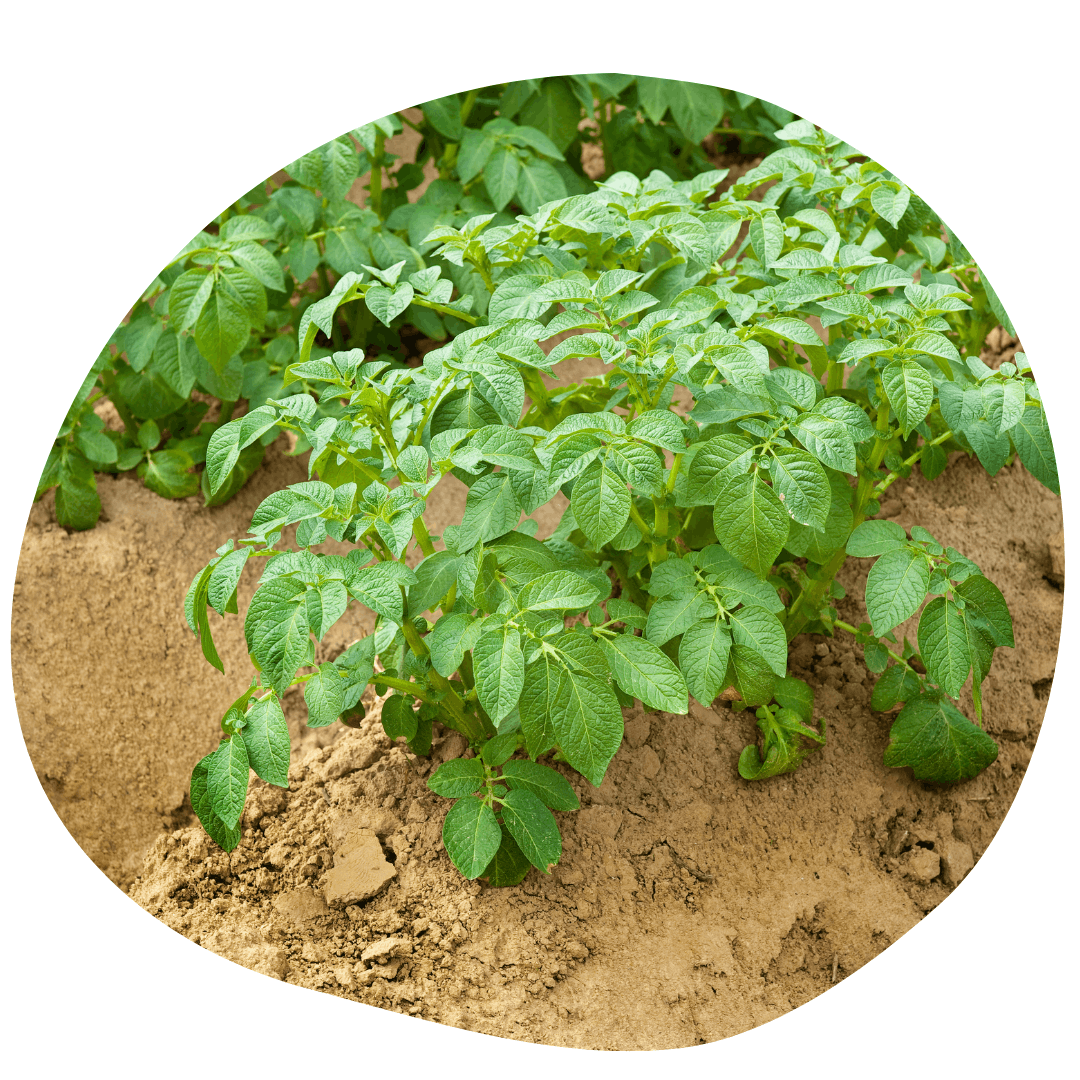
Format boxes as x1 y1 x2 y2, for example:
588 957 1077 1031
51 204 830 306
373 674 433 703
412 516 436 557
834 619 920 676
876 428 953 496
218 399 237 425
825 360 845 393
628 502 653 540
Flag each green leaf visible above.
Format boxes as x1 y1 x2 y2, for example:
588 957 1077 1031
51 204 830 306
429 758 486 798
871 663 923 711
427 613 481 678
768 446 830 530
381 695 418 742
552 669 623 787
484 146 521 212
684 434 754 504
139 449 199 499
882 359 934 438
712 472 789 578
571 455 631 548
76 428 119 464
205 407 279 495
864 547 931 637
169 268 214 331
599 634 688 713
243 694 290 786
195 271 259 374
442 796 503 879
518 78 581 152
190 755 241 852
727 604 788 677
501 760 580 811
847 519 907 557
666 79 724 142
409 549 460 614
481 732 518 767
229 242 285 292
789 414 857 475
474 623 525 723
775 676 815 723
870 184 910 227
365 282 414 327
207 547 250 616
883 692 998 783
304 663 344 728
783 468 853 562
730 643 777 706
749 211 784 266
244 576 311 694
1010 401 1059 495
679 617 733 706
519 653 561 759
346 561 416 623
518 570 605 612
457 473 522 551
645 593 712 647
481 825 532 887
420 94 464 140
207 734 249 829
954 574 1014 648
516 159 567 214
903 330 960 369
500 788 561 873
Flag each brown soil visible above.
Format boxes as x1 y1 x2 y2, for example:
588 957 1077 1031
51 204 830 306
12 328 1059 1048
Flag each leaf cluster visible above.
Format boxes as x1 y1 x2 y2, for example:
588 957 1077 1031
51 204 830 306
170 103 1051 885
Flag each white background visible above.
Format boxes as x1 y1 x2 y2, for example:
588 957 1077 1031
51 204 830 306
3 3 1075 1076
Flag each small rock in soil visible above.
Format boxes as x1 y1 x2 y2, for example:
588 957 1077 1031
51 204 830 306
323 827 396 907
274 888 329 926
938 838 975 887
899 848 940 883
361 937 413 963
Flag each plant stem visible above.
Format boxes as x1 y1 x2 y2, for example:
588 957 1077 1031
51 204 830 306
218 399 237 425
834 619 921 676
412 516 436 557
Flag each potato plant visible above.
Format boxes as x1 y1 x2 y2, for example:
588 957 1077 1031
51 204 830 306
184 115 1054 885
35 78 900 530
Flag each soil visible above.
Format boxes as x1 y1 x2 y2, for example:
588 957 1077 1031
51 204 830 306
12 273 1060 1048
